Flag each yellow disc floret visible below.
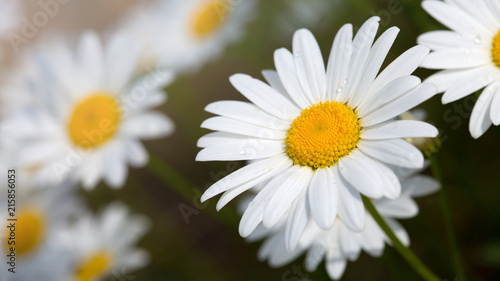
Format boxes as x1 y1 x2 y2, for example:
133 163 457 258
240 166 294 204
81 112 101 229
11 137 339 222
74 251 114 281
67 93 121 149
492 30 500 68
4 209 46 257
286 101 361 169
190 0 229 38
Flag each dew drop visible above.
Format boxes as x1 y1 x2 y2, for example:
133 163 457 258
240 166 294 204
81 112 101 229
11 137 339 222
464 49 471 55
239 150 247 155
474 36 481 44
336 86 343 93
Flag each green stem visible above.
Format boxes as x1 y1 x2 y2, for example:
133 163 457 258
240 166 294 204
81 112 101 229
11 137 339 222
147 154 239 228
430 154 467 281
362 196 440 281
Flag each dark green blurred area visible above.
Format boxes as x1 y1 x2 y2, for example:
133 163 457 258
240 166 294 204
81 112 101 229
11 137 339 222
86 0 500 280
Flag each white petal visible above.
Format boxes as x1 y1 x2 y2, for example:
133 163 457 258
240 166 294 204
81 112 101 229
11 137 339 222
369 45 429 94
196 140 284 161
402 175 440 198
230 74 301 121
285 191 310 252
216 161 291 211
125 140 148 167
362 120 438 140
262 69 289 97
205 100 290 130
338 151 384 199
386 218 410 246
121 112 174 139
239 167 295 237
490 87 500 125
358 75 421 116
417 30 483 51
335 166 365 232
308 168 338 229
77 32 104 86
326 23 353 101
326 259 347 280
441 65 498 104
375 197 418 219
274 48 312 108
421 49 490 69
350 27 399 108
361 83 437 127
105 33 141 93
263 167 313 228
370 160 401 199
201 117 286 140
422 0 491 39
197 132 248 148
103 143 128 188
305 244 326 271
345 17 380 103
293 29 327 102
201 154 289 202
357 139 424 169
469 82 497 138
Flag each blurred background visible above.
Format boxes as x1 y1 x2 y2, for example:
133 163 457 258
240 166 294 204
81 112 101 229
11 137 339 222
2 0 500 280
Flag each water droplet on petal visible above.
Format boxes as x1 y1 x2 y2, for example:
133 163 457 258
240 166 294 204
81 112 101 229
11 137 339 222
239 150 247 155
474 36 481 44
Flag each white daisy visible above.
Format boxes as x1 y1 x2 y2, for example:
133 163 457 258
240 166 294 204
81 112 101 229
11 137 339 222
1 31 175 189
0 181 81 280
418 0 500 138
58 202 151 281
197 16 438 245
251 168 440 280
114 0 256 72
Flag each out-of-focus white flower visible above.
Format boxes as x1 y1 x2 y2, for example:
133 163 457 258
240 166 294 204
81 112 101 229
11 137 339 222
197 17 438 248
0 182 81 281
1 31 175 189
58 202 151 281
418 0 500 138
247 168 440 280
114 0 256 73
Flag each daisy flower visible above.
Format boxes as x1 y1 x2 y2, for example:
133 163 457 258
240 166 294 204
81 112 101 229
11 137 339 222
114 0 256 72
418 0 500 138
1 31 175 189
197 16 439 243
251 168 440 280
0 182 80 280
58 202 151 281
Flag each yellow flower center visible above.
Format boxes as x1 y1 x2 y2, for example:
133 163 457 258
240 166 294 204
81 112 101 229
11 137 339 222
492 30 500 68
67 93 121 149
74 251 114 281
286 101 361 169
190 0 229 38
4 209 46 257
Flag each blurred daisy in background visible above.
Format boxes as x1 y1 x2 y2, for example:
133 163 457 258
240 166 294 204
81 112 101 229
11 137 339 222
115 0 256 73
0 182 80 280
197 16 438 246
1 31 175 189
249 167 439 280
418 0 500 138
59 202 151 281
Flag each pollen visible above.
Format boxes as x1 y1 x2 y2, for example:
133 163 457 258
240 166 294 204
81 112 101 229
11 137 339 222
492 30 500 68
4 209 46 257
67 93 121 149
74 251 114 281
190 0 229 38
286 101 361 169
